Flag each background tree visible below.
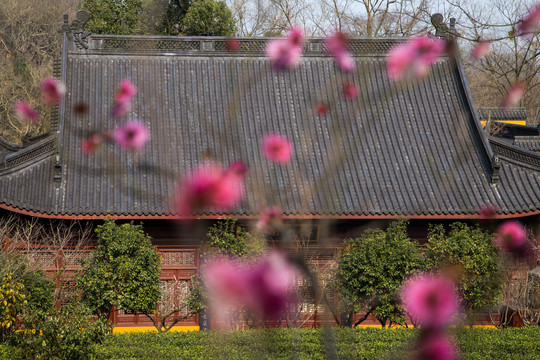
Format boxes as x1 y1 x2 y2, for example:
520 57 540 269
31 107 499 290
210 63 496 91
0 0 76 143
81 0 144 35
425 222 503 324
335 220 425 327
77 219 161 320
137 0 193 35
183 0 237 36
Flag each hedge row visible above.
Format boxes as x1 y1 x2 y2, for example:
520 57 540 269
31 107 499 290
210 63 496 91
89 328 540 360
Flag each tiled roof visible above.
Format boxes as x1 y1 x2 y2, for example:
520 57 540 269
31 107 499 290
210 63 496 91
1 35 540 219
513 136 540 152
477 107 528 122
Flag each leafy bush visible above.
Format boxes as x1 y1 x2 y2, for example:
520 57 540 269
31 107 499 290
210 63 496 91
90 328 540 360
204 218 264 257
335 220 425 327
77 219 161 319
11 301 111 360
0 273 26 341
425 223 503 319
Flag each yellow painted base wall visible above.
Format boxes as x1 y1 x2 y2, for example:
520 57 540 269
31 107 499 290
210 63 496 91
112 326 200 333
481 120 527 127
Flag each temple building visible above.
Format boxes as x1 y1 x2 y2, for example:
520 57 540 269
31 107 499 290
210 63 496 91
1 11 540 330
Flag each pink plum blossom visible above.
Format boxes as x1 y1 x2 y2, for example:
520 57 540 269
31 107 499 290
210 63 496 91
257 206 283 233
202 251 298 321
262 134 293 163
81 134 101 154
14 101 40 123
175 162 246 215
41 77 66 105
315 103 328 115
416 332 458 360
227 161 248 178
517 4 540 39
343 82 358 99
202 259 251 304
500 82 526 108
325 31 356 72
111 99 131 118
226 37 241 52
249 251 298 320
402 274 459 328
266 26 304 71
479 204 497 221
115 79 137 103
113 121 149 150
387 36 445 81
495 220 527 253
471 41 490 59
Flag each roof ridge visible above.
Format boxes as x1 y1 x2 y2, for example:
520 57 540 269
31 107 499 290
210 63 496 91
77 35 421 57
0 135 57 172
489 136 540 171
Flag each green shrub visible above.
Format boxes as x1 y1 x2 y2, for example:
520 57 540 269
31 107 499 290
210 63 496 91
91 328 540 360
335 220 425 327
11 301 111 360
425 223 502 319
77 219 161 319
0 273 26 341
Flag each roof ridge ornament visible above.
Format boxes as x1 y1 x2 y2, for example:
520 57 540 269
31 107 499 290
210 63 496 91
59 10 91 50
431 13 457 38
491 155 501 184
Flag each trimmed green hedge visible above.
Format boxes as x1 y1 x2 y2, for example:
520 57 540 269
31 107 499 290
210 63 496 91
2 328 539 359
88 328 540 360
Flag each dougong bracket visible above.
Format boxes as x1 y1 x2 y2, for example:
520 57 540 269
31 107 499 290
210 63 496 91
59 10 91 50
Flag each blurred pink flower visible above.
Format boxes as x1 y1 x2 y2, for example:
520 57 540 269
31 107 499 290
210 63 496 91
226 37 241 51
266 26 304 71
315 103 328 115
471 41 490 59
500 82 526 108
203 259 251 304
113 121 149 150
111 100 132 118
41 77 66 105
14 101 40 123
202 251 298 321
262 134 293 163
479 204 497 220
115 79 137 103
325 31 356 72
176 162 246 215
517 4 540 39
81 134 101 154
495 220 527 253
402 274 459 328
250 251 298 320
387 36 445 81
227 161 249 178
343 82 358 99
257 206 283 233
416 332 458 360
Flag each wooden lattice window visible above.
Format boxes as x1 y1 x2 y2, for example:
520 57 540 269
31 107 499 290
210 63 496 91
158 279 191 316
62 251 92 268
160 250 196 267
23 251 56 270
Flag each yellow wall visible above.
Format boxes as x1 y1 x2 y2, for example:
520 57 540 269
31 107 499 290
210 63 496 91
112 326 200 333
481 120 527 127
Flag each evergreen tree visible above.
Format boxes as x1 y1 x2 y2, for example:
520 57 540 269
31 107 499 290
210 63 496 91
81 0 143 35
183 0 236 36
